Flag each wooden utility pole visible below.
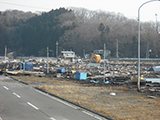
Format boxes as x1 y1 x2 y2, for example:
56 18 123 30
56 41 58 58
47 47 49 74
5 45 7 61
116 39 119 60
103 44 106 83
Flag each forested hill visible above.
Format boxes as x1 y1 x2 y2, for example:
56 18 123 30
0 8 76 57
0 10 36 55
0 8 160 58
19 8 76 56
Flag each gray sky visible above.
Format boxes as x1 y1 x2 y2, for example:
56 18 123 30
0 0 160 22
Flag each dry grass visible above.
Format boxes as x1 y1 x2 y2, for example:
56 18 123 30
39 84 160 120
13 76 160 120
13 76 79 85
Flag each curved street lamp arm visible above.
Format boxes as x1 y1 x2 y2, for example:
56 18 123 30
137 0 160 91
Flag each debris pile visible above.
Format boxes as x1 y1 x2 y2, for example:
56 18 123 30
1 57 160 96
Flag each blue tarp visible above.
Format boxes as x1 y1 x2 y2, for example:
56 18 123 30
21 62 38 70
57 69 65 73
75 72 87 80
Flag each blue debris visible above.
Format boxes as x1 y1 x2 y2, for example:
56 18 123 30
105 81 110 84
90 80 100 83
75 72 87 80
57 69 65 73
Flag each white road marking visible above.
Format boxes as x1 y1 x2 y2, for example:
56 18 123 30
55 98 77 109
83 111 94 117
3 86 9 90
13 92 21 98
36 90 77 109
94 116 103 120
50 117 56 120
83 111 103 120
36 90 107 120
27 102 39 110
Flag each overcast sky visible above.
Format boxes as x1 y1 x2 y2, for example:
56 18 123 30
0 0 160 22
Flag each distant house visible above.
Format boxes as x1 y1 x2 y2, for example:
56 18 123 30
60 51 75 62
148 66 160 71
0 56 6 59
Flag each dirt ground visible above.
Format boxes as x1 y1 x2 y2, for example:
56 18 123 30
12 76 160 120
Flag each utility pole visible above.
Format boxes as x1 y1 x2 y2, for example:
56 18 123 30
103 44 106 83
5 45 7 61
116 39 119 59
56 41 58 58
47 47 49 74
155 14 158 33
146 44 149 58
83 49 85 58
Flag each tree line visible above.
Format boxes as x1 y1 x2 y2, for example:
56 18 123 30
0 8 159 58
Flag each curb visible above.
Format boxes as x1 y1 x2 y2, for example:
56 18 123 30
10 76 29 85
35 87 114 120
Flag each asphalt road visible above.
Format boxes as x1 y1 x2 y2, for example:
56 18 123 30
0 75 105 120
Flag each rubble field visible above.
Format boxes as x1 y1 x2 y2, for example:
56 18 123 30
12 76 160 120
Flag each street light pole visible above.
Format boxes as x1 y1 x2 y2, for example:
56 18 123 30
138 0 160 91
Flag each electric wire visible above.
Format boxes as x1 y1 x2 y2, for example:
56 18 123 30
0 1 49 10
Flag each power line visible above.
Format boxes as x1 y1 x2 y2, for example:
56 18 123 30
0 1 49 10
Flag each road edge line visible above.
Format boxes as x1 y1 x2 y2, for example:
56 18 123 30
35 87 114 120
